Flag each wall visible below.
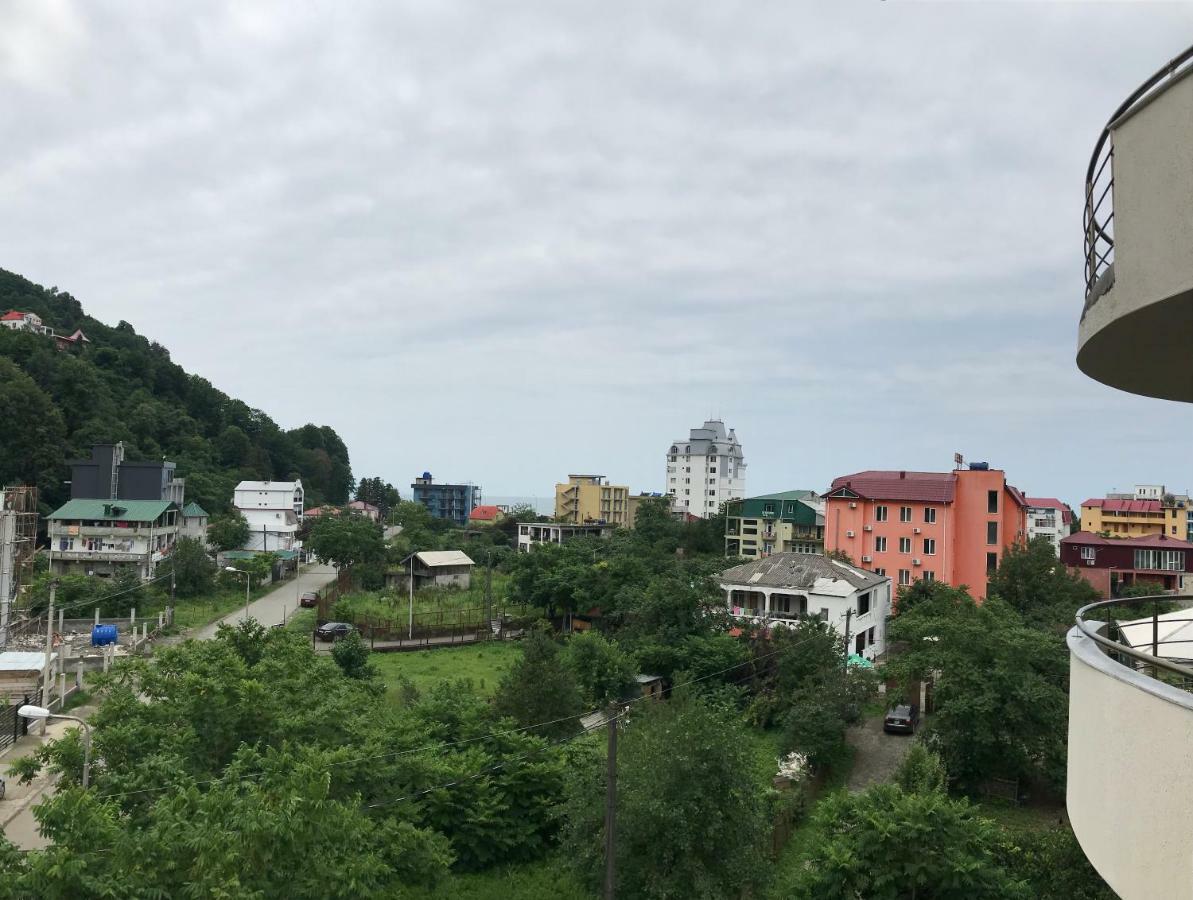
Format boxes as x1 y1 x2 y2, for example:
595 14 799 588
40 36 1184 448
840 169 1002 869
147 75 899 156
952 470 1024 599
825 497 952 589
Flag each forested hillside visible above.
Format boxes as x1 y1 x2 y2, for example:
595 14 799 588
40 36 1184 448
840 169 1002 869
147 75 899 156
0 268 352 515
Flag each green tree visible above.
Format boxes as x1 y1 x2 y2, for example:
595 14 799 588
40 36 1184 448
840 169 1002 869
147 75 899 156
564 630 636 705
354 475 401 516
331 630 376 681
988 537 1100 630
207 510 251 552
893 743 948 795
0 358 67 498
564 695 770 900
307 514 385 574
494 627 584 739
997 822 1115 899
160 536 215 598
786 785 1030 899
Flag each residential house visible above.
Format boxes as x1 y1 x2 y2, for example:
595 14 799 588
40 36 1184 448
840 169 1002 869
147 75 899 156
47 498 179 579
411 472 481 528
387 550 474 592
725 490 824 559
469 505 505 525
1061 531 1193 598
180 502 209 544
823 463 1027 599
554 475 630 527
1024 497 1073 555
346 500 381 522
233 480 304 552
1080 486 1192 540
665 419 746 518
517 522 615 552
1 311 90 350
69 443 184 504
719 553 891 660
625 492 665 528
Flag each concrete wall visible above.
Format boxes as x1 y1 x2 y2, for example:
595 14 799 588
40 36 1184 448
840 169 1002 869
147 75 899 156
1067 625 1193 899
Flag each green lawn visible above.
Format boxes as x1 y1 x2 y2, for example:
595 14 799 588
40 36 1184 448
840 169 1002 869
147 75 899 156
331 574 527 630
405 856 592 899
371 641 523 702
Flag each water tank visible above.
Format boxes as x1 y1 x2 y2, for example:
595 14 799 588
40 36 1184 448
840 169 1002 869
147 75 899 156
91 624 118 647
968 462 990 471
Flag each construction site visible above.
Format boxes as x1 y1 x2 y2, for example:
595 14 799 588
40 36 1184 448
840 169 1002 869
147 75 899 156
0 487 37 652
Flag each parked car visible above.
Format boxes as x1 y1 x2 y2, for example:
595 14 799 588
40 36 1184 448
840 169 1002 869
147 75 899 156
315 622 353 642
883 703 920 735
299 591 319 609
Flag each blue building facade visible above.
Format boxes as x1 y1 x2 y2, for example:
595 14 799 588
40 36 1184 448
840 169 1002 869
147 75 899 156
411 472 482 527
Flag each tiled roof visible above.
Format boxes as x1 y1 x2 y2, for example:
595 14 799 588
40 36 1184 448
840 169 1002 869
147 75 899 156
49 498 174 522
1026 497 1072 524
469 505 502 521
828 471 956 503
182 501 209 518
1 311 25 321
1082 498 1161 513
718 552 887 592
1061 531 1193 550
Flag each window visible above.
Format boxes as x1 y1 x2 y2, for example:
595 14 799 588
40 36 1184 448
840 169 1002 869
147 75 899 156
875 505 888 522
858 592 870 615
924 507 936 524
899 506 912 522
1134 549 1185 571
986 552 998 573
988 490 999 514
763 503 775 513
875 536 887 552
922 570 935 582
923 538 936 555
987 521 998 545
868 626 875 645
899 537 911 553
1080 545 1095 561
819 608 830 621
874 568 886 576
898 569 911 585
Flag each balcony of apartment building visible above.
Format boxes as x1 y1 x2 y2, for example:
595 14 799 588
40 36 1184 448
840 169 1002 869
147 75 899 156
1068 596 1193 898
727 589 808 622
1078 44 1193 401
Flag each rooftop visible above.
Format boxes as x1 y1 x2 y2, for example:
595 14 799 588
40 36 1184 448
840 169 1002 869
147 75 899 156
1082 497 1163 513
469 505 503 521
1061 530 1193 550
415 550 475 568
48 498 174 522
182 501 209 518
829 470 957 504
235 480 302 492
718 552 887 593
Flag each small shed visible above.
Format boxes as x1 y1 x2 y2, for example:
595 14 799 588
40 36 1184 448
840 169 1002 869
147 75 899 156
635 674 664 700
0 652 55 703
387 550 475 592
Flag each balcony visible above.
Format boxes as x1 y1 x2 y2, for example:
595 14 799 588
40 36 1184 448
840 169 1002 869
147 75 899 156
1078 44 1193 401
1068 597 1193 898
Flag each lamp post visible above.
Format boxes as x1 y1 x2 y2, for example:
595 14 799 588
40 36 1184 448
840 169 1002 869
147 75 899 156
225 567 251 623
19 705 91 787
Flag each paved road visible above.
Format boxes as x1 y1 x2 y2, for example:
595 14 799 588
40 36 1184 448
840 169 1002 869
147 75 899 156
194 563 337 640
846 714 918 793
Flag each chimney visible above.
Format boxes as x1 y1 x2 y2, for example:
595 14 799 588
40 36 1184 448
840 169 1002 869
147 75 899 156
900 471 906 479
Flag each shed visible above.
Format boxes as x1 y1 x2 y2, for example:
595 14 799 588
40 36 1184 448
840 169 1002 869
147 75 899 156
0 652 56 703
387 550 475 592
635 673 664 700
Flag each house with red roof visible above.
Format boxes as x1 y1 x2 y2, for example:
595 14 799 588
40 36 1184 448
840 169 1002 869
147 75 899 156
468 505 505 524
1079 486 1193 542
1 311 90 351
1024 497 1074 555
823 463 1027 600
1061 531 1193 598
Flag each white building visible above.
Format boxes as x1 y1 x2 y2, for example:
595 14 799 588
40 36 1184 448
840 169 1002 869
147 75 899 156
517 522 615 553
719 552 891 660
665 419 746 518
1024 497 1072 556
233 480 304 552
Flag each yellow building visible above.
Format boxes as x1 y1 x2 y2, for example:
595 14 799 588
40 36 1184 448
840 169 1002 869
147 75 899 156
554 475 630 527
1079 495 1188 539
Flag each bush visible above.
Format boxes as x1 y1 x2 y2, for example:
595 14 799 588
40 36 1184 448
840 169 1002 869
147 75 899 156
893 743 948 795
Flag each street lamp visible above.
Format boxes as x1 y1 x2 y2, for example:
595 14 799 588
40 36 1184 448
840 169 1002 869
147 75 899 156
19 705 91 787
225 567 252 623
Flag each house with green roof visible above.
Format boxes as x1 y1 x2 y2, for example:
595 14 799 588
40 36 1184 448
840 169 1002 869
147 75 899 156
47 498 180 580
724 490 825 560
181 501 210 544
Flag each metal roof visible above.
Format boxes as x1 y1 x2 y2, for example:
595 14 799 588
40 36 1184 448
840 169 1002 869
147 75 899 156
416 550 475 567
182 502 209 518
48 498 174 522
828 471 957 503
718 552 886 592
235 480 302 492
0 651 55 672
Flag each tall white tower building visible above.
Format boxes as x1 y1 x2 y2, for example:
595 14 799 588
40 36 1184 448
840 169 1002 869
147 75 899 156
665 419 746 518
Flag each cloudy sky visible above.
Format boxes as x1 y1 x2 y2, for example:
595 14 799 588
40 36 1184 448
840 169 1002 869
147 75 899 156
3 1 1192 508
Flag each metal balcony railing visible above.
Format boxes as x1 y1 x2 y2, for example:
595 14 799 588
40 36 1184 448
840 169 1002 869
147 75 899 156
1075 595 1193 687
1084 44 1193 312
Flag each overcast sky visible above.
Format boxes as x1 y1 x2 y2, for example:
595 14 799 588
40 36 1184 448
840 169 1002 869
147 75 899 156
3 1 1192 508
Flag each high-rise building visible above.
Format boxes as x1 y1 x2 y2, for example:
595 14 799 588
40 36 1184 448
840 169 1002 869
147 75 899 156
665 419 745 518
411 472 481 528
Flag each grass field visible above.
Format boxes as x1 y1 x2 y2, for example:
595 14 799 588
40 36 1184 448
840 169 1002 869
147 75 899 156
331 574 526 630
405 857 592 900
371 641 523 702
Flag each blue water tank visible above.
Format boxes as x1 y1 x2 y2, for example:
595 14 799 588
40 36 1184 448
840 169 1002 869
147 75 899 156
91 624 118 647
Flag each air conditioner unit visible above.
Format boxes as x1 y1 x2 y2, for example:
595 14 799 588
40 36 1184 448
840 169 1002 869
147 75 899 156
863 524 873 532
846 530 856 538
1085 558 1095 566
912 558 923 566
848 502 857 509
913 527 922 534
861 555 873 563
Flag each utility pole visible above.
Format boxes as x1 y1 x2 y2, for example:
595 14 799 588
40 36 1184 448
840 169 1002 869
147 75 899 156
168 569 176 628
407 553 415 641
41 581 56 733
843 607 853 669
604 704 618 900
484 551 493 633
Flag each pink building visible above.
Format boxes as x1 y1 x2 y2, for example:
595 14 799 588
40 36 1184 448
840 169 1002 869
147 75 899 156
824 465 1028 600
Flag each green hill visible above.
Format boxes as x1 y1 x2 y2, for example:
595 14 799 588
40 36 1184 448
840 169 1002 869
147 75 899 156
0 267 352 515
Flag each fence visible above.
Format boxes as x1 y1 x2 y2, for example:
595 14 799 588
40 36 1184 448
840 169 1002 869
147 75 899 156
0 696 31 754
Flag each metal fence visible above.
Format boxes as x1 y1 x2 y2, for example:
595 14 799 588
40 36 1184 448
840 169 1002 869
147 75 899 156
0 697 31 755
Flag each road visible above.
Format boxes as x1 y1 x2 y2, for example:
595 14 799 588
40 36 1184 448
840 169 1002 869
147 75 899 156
0 563 338 849
845 714 918 793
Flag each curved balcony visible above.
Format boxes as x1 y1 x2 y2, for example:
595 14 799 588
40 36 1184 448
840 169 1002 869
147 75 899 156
1078 44 1193 402
1068 597 1193 899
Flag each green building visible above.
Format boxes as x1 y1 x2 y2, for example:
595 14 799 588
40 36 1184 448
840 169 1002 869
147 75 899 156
725 490 825 559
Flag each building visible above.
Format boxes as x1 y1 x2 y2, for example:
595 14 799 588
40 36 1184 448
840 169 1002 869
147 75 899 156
0 487 37 649
233 480 304 552
1061 531 1192 599
1024 497 1072 555
625 493 665 528
718 553 891 660
517 522 615 552
823 464 1027 599
1 311 90 350
346 500 381 522
180 502 209 543
69 443 184 504
554 475 630 527
468 505 505 525
410 473 481 528
725 490 824 559
1080 485 1192 540
1068 46 1193 897
665 419 746 518
46 498 179 579
387 550 474 592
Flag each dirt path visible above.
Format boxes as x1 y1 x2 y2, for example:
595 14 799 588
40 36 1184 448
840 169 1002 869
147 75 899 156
845 714 917 793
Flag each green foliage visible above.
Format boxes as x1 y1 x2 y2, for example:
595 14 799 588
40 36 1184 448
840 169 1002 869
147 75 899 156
564 695 770 900
893 743 949 795
494 628 585 739
987 537 1100 630
786 785 1030 899
331 629 377 680
0 267 353 513
160 535 215 597
308 513 385 573
996 823 1115 899
355 475 402 516
206 510 251 552
564 630 636 705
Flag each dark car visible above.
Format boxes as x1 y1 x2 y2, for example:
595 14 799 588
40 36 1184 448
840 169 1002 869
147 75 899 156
883 703 920 735
315 622 353 642
299 591 319 609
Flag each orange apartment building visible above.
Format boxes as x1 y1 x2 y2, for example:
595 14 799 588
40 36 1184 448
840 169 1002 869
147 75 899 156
824 465 1028 599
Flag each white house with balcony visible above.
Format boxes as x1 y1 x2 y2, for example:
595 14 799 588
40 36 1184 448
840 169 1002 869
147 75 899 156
718 552 890 660
233 480 304 552
46 498 179 579
1024 496 1071 555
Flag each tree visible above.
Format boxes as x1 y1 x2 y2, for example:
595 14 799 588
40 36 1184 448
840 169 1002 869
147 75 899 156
825 548 855 565
207 510 251 552
307 514 385 574
996 822 1115 899
0 358 67 499
893 743 948 795
160 536 215 598
987 537 1100 631
564 630 636 705
564 695 770 900
331 630 376 680
786 785 1030 899
354 476 401 517
493 627 584 739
